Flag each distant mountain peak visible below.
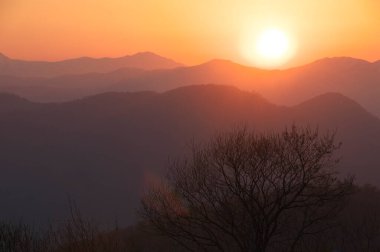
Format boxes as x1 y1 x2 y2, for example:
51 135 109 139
374 59 380 65
206 59 234 64
295 92 372 116
196 59 256 71
302 92 356 103
126 51 185 67
0 51 184 77
202 59 237 66
166 83 241 94
0 53 9 60
131 51 160 57
310 57 371 67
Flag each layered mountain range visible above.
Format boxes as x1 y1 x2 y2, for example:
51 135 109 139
0 52 379 225
0 85 379 225
0 53 379 118
0 52 183 77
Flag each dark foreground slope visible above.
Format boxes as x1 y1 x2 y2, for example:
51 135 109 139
0 85 379 225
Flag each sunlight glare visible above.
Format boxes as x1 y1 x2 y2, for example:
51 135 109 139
241 27 297 69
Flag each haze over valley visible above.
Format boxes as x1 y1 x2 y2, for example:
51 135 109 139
1 1 380 250
1 53 379 118
0 82 379 225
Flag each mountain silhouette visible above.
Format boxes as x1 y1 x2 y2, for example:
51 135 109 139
0 85 379 225
0 68 148 102
1 56 379 118
0 93 39 113
0 52 183 78
112 57 380 117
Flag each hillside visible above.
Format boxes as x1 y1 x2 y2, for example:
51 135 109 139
1 56 379 118
0 85 379 225
113 57 380 117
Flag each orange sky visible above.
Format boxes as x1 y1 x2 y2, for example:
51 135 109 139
1 0 380 68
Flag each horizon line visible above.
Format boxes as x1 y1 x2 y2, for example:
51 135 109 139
1 51 378 71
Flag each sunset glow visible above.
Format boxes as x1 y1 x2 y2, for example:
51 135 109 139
1 0 380 248
241 28 297 68
1 0 380 67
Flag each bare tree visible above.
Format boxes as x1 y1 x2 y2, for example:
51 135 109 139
48 199 124 252
0 199 126 252
0 221 45 252
140 126 354 252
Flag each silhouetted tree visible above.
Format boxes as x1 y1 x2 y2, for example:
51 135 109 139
140 126 354 252
0 200 126 252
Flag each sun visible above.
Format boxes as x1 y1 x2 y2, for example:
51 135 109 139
256 29 289 60
241 28 297 69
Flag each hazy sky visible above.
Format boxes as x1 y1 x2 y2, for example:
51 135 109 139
1 0 380 68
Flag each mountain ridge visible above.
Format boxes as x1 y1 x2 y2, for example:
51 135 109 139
0 52 183 78
0 85 379 225
1 54 380 117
